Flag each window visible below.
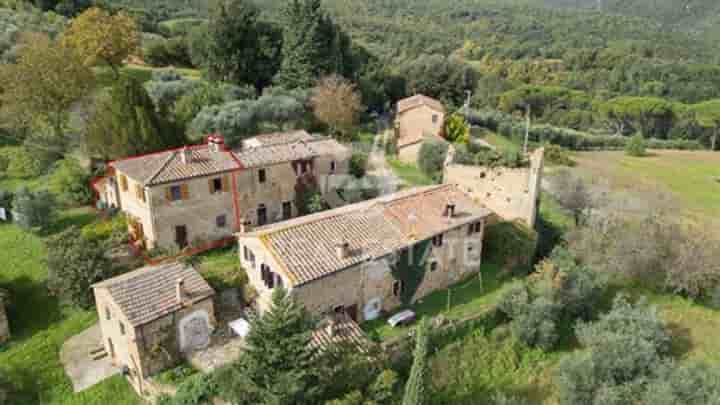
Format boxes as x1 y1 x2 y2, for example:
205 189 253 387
244 246 256 268
135 184 145 203
282 201 292 220
392 280 403 297
216 215 227 228
261 264 275 289
432 234 444 247
430 261 438 272
211 177 223 194
168 185 185 201
119 175 128 191
432 114 439 124
257 204 267 226
258 169 266 184
468 221 483 235
119 321 125 336
105 307 111 320
330 161 336 173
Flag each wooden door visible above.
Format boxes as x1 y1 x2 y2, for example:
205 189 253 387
175 225 188 249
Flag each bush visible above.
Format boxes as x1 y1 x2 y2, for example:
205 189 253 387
642 362 720 405
47 226 115 309
482 221 537 273
11 187 55 231
417 138 449 178
625 133 647 157
156 372 219 405
144 36 193 67
349 152 368 178
158 18 207 38
510 297 561 351
575 294 672 357
48 158 93 205
81 214 127 244
1 146 50 178
543 144 575 166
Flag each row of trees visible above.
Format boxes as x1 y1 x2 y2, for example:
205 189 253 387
498 84 720 147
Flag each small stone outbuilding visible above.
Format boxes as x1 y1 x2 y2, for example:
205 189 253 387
92 262 216 395
394 94 446 164
0 289 9 344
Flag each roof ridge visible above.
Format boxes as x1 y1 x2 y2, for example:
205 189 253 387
92 261 184 288
144 150 179 186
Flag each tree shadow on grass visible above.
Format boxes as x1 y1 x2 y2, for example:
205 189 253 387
667 321 694 359
2 275 63 340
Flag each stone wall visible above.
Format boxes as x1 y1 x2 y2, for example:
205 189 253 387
396 105 445 164
444 148 544 227
0 294 9 344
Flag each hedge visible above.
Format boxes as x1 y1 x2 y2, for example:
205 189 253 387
464 109 704 151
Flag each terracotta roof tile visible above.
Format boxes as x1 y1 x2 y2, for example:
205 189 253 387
93 262 215 327
397 94 445 114
245 185 491 286
310 315 371 354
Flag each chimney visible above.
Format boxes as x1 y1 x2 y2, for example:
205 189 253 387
207 135 226 153
444 201 456 218
180 147 192 164
335 241 350 260
176 278 186 304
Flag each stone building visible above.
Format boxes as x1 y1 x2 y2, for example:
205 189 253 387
237 184 491 321
0 289 9 344
99 131 350 250
444 148 545 227
394 94 446 164
92 262 216 394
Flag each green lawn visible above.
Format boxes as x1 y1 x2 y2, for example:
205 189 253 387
574 150 720 224
472 128 521 154
363 263 514 341
387 158 435 187
195 245 246 291
0 208 139 404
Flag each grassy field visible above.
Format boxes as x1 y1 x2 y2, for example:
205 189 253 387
362 263 512 340
0 208 139 405
387 158 435 187
573 150 720 225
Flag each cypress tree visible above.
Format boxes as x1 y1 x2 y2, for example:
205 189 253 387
402 319 431 405
233 287 321 404
86 75 184 160
275 0 353 89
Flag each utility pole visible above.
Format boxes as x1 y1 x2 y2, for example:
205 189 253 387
524 104 531 155
464 90 472 115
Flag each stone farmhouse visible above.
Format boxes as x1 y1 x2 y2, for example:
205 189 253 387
394 94 446 164
0 289 9 344
445 148 545 227
237 184 491 322
92 262 216 395
96 130 350 251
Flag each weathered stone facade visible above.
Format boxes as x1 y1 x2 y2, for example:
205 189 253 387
107 132 350 251
93 263 216 395
444 148 545 227
0 291 9 344
238 185 489 322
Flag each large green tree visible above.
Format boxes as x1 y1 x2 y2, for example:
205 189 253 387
692 99 720 150
47 226 114 309
275 0 353 89
86 75 184 160
220 287 321 404
599 96 676 138
402 319 430 405
206 0 282 92
0 34 94 142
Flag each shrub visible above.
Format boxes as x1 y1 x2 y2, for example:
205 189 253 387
156 372 219 405
81 214 127 244
349 152 368 178
1 146 50 178
11 187 55 231
576 294 671 357
543 144 575 166
625 133 646 156
510 297 561 351
144 36 193 67
417 138 449 178
47 226 115 309
642 362 720 405
482 221 537 273
48 158 93 205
